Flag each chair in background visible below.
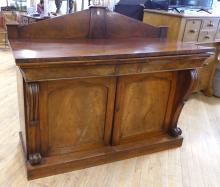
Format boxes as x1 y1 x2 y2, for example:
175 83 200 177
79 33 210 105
114 4 144 21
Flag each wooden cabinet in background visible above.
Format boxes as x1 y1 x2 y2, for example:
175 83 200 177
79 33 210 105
7 7 213 179
20 15 50 25
143 9 220 96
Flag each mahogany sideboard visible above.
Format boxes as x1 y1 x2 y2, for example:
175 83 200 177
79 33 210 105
7 7 213 179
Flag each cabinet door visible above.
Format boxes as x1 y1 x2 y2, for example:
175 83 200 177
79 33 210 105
39 77 116 156
112 72 176 145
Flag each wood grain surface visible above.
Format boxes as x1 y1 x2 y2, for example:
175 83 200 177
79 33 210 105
9 38 213 64
6 7 214 179
1 49 220 186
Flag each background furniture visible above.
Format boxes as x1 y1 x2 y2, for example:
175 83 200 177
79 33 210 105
114 4 144 21
0 11 20 48
20 14 50 25
114 0 169 21
7 7 212 179
214 63 220 97
143 9 220 96
2 11 19 24
0 11 25 46
0 12 7 47
213 43 220 97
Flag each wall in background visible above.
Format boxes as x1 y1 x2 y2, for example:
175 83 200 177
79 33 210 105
212 0 220 12
0 0 220 13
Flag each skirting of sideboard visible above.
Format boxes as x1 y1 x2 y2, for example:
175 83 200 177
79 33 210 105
19 132 183 180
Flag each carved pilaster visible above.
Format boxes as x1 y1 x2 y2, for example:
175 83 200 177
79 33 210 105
26 82 42 165
169 69 198 137
26 83 39 127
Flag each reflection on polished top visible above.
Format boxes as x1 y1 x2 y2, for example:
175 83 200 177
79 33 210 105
10 38 214 64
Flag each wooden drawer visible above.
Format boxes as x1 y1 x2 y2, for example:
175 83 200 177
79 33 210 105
215 23 220 40
198 30 216 43
21 65 116 81
21 56 206 81
215 30 220 40
202 19 219 30
29 18 36 24
22 17 29 25
183 20 201 42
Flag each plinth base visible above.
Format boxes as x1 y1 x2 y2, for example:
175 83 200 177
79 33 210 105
20 132 183 180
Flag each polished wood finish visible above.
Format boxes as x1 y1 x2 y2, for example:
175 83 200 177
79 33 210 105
143 9 220 96
7 8 167 40
40 77 116 156
8 7 213 179
2 50 220 186
112 72 175 145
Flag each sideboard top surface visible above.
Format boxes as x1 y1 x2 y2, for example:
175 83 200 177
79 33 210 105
7 7 214 66
10 38 214 65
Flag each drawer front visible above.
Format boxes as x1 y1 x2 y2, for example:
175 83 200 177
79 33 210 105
183 20 202 42
29 18 36 24
22 17 29 25
215 23 220 40
215 30 220 40
22 59 205 82
198 31 216 43
202 19 219 30
21 56 208 82
22 65 116 81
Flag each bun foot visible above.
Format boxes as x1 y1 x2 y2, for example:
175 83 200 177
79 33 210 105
29 153 42 165
169 127 182 137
